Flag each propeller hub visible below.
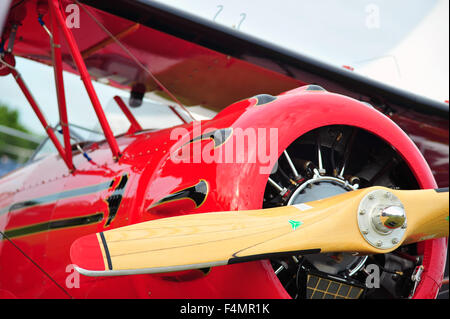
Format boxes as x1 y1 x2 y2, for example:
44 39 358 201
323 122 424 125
357 189 407 250
371 205 406 234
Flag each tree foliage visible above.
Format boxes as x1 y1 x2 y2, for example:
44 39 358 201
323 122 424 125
0 103 40 161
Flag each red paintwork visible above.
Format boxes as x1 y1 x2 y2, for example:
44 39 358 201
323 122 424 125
10 66 73 169
390 113 449 188
7 0 303 110
0 86 446 298
70 233 104 272
0 53 15 76
49 0 121 159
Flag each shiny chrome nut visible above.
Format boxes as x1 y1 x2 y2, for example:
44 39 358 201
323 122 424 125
357 189 407 250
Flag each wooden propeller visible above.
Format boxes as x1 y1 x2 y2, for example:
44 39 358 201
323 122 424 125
70 186 448 276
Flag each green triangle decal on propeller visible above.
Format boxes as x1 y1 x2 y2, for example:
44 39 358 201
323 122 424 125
288 220 302 231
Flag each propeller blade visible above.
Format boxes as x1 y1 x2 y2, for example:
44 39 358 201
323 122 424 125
399 187 448 244
70 186 448 276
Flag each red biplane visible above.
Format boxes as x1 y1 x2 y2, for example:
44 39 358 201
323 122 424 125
0 0 448 299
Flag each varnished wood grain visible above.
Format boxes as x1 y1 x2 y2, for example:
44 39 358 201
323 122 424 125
73 187 449 274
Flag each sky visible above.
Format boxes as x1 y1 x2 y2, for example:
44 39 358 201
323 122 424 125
0 0 448 135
